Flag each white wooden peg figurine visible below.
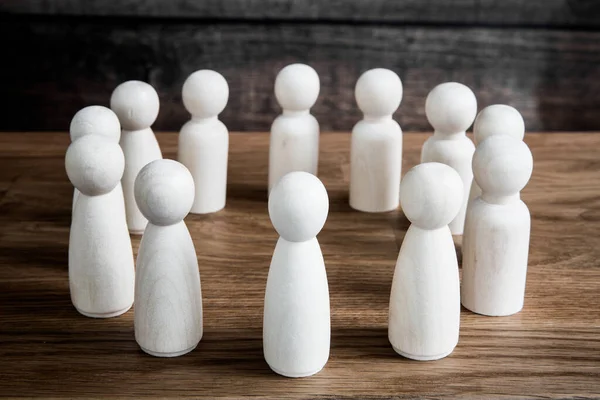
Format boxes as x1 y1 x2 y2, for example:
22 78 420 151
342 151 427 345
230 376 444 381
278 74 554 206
268 64 320 192
389 162 463 360
349 68 403 213
110 80 163 235
461 135 533 317
421 82 477 235
468 104 525 203
178 70 229 214
65 135 135 318
134 159 202 357
69 106 122 213
264 171 330 377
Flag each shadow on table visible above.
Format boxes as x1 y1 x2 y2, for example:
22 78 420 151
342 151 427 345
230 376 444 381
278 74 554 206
332 327 398 360
227 182 268 203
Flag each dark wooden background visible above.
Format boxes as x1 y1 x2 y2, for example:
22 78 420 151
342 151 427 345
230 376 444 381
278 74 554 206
2 0 600 132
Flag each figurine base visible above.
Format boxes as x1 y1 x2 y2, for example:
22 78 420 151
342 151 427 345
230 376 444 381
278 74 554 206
140 344 198 358
76 303 132 319
393 346 454 361
189 204 226 215
348 203 399 214
268 364 325 378
462 302 523 317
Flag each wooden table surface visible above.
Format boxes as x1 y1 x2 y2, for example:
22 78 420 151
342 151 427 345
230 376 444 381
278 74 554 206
0 132 599 399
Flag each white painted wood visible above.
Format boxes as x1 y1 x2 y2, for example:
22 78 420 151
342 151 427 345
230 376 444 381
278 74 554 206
473 105 526 145
134 159 202 357
110 80 163 235
264 172 330 377
268 64 320 191
462 135 533 317
178 70 229 214
65 135 134 318
69 105 122 143
389 162 463 360
468 104 526 203
349 68 403 213
421 82 477 235
69 105 121 213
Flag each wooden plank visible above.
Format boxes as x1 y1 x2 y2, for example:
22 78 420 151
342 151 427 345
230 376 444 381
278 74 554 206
0 131 598 398
3 0 600 27
2 20 599 132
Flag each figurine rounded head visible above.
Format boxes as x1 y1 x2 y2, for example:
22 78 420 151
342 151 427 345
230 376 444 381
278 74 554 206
183 69 229 119
473 104 525 145
473 135 533 199
355 68 403 118
268 171 329 242
69 106 121 143
400 162 464 230
425 82 477 134
65 135 124 196
134 159 195 226
110 80 160 131
274 63 320 112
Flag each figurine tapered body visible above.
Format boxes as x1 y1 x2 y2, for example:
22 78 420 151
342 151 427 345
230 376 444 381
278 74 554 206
389 162 463 360
349 69 403 213
421 82 477 235
462 135 533 316
468 105 525 203
111 80 163 234
178 70 229 214
66 135 134 318
263 172 330 377
69 106 122 213
268 64 320 191
134 159 202 357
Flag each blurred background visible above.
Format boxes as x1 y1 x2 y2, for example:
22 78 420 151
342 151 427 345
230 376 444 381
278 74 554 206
1 0 599 132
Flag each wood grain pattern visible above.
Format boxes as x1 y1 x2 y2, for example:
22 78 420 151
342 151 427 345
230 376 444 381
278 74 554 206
2 19 600 132
3 0 600 27
0 132 599 398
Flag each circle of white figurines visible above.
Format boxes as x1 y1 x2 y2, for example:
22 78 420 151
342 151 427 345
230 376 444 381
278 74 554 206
110 80 160 131
134 159 196 226
268 171 329 242
473 135 533 200
69 105 121 143
355 68 403 118
474 104 525 145
425 82 477 135
274 63 320 112
63 66 538 370
65 135 125 196
183 69 229 119
400 162 464 230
